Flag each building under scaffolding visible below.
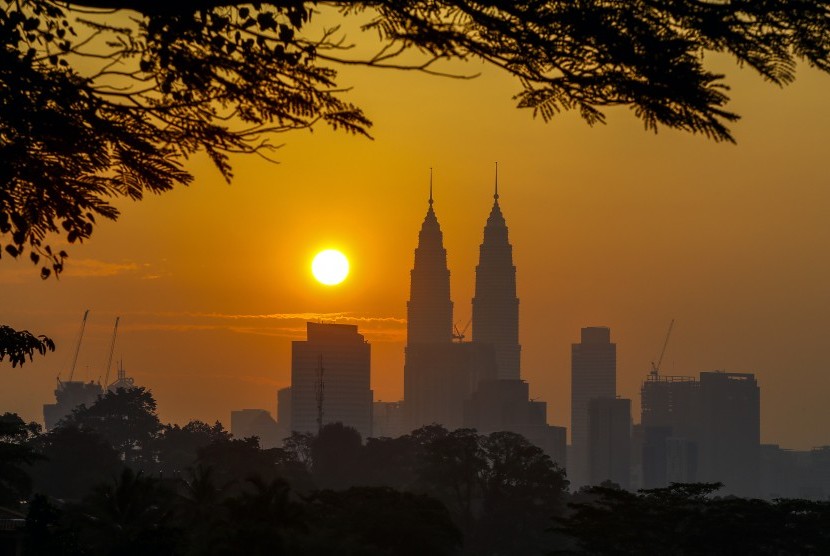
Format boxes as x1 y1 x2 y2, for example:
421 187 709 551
43 380 104 430
43 311 136 430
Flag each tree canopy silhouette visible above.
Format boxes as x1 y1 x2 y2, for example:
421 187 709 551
0 325 54 367
1 0 829 277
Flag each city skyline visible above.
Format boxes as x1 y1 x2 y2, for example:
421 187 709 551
1 54 829 450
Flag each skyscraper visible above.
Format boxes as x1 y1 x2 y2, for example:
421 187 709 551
698 371 760 497
472 170 521 380
291 322 372 439
406 181 453 345
588 397 631 488
571 326 616 486
405 183 483 431
640 374 700 488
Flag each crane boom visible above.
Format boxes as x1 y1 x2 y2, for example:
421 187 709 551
651 319 675 376
103 317 120 387
67 310 89 382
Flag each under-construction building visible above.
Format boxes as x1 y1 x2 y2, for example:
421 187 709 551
640 374 701 487
43 380 104 430
639 371 760 496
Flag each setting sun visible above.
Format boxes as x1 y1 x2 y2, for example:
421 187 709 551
311 249 349 286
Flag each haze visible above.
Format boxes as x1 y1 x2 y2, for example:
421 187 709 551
2 50 829 450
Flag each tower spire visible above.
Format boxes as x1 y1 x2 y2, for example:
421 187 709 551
473 167 519 380
429 167 434 206
494 162 499 201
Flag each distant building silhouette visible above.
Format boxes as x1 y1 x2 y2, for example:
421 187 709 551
406 183 453 345
761 445 830 500
698 371 760 497
463 178 564 465
276 386 292 441
637 370 761 495
588 397 631 489
43 380 103 430
406 341 497 431
43 310 106 430
291 322 373 439
404 186 495 430
403 174 568 462
372 401 406 438
571 326 616 486
640 374 700 488
465 379 567 469
106 361 136 392
231 408 280 448
472 178 520 380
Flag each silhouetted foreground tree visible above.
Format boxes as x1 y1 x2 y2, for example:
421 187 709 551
2 0 829 277
60 387 162 468
21 467 460 556
27 425 123 500
0 326 53 367
155 419 230 477
0 413 40 508
13 401 830 555
553 483 830 555
302 487 462 556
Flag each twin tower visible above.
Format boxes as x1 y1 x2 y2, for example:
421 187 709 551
403 172 523 431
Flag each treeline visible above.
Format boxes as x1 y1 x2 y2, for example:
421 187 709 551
2 388 830 555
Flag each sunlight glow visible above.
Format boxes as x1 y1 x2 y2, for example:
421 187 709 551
311 249 349 286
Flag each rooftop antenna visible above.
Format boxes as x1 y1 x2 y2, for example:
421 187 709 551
66 309 90 382
315 354 325 434
103 317 120 387
494 161 499 201
650 319 675 377
429 167 434 206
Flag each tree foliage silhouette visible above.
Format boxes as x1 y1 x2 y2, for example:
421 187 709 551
60 387 162 467
553 483 830 555
0 325 54 367
1 0 829 277
28 424 124 500
0 412 41 508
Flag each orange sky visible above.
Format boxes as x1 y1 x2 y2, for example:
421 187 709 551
2 21 830 449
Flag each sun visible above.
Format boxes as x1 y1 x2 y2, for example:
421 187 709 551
311 249 349 286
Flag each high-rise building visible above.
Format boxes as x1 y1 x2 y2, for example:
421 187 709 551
43 380 104 431
404 185 474 430
406 341 498 431
571 326 616 486
403 178 567 449
640 374 701 487
276 386 292 440
472 174 520 379
464 379 567 469
588 397 631 489
698 371 760 497
291 322 373 439
406 184 453 345
372 401 407 438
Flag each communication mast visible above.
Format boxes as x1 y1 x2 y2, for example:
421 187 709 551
315 354 325 434
650 319 675 377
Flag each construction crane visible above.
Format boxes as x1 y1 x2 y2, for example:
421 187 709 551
650 319 675 377
103 317 120 387
66 310 90 382
452 318 472 343
315 354 325 434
